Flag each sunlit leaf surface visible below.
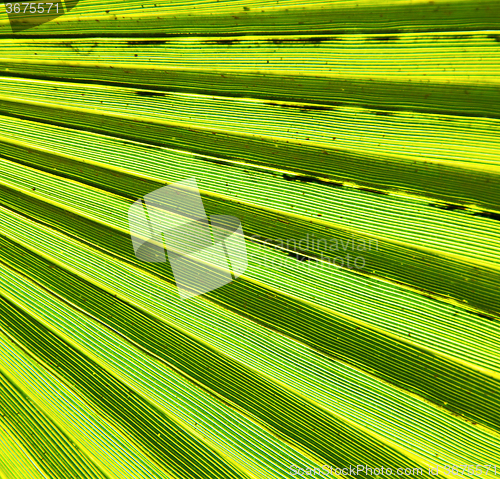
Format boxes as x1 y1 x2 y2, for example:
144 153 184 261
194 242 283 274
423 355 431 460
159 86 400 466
0 1 499 477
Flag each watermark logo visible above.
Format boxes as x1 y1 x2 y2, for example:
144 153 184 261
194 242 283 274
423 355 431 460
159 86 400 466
3 1 79 32
128 177 247 300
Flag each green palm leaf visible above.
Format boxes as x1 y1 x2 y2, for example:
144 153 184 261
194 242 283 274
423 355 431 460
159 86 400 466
0 1 499 477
